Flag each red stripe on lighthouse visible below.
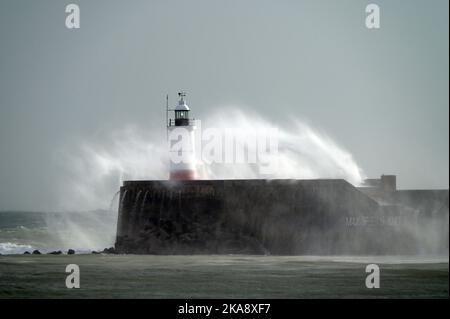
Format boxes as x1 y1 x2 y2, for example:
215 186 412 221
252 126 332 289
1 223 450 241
169 170 196 181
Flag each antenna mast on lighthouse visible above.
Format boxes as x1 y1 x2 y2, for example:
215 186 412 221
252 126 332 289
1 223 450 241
166 94 169 141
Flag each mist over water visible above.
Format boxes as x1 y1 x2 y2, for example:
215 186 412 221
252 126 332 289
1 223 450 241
0 211 116 254
4 109 445 256
198 109 365 184
1 108 361 253
57 108 366 212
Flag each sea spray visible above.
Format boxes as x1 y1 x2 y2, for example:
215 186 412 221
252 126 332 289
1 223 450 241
55 108 365 212
43 108 367 252
198 109 365 184
0 242 34 255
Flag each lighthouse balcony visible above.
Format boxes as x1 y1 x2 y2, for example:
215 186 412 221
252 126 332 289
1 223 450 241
169 118 196 127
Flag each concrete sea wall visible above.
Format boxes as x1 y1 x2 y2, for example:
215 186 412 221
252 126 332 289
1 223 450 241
115 179 449 255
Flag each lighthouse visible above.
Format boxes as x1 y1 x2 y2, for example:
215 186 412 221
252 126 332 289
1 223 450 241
167 92 197 180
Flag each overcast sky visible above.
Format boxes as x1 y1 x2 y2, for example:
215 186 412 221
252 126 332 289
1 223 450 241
0 0 448 211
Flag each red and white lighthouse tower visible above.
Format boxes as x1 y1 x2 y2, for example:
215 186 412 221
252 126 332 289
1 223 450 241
167 92 197 180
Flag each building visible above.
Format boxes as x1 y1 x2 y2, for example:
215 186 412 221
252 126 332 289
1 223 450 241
114 94 449 255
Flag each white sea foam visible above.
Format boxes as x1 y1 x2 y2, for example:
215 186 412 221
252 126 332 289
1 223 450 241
0 242 34 255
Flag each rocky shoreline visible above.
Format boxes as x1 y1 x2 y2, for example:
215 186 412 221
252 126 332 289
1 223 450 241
0 247 118 256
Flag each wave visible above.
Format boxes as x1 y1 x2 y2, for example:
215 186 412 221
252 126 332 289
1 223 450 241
0 242 35 255
53 109 366 212
0 211 117 255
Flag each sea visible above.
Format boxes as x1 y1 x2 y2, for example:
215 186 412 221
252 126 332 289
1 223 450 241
0 211 448 298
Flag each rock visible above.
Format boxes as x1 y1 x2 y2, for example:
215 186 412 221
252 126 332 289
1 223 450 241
48 251 62 255
32 250 41 255
23 251 30 254
102 247 116 254
67 249 75 255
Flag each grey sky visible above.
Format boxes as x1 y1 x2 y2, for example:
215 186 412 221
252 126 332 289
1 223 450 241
0 0 448 211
